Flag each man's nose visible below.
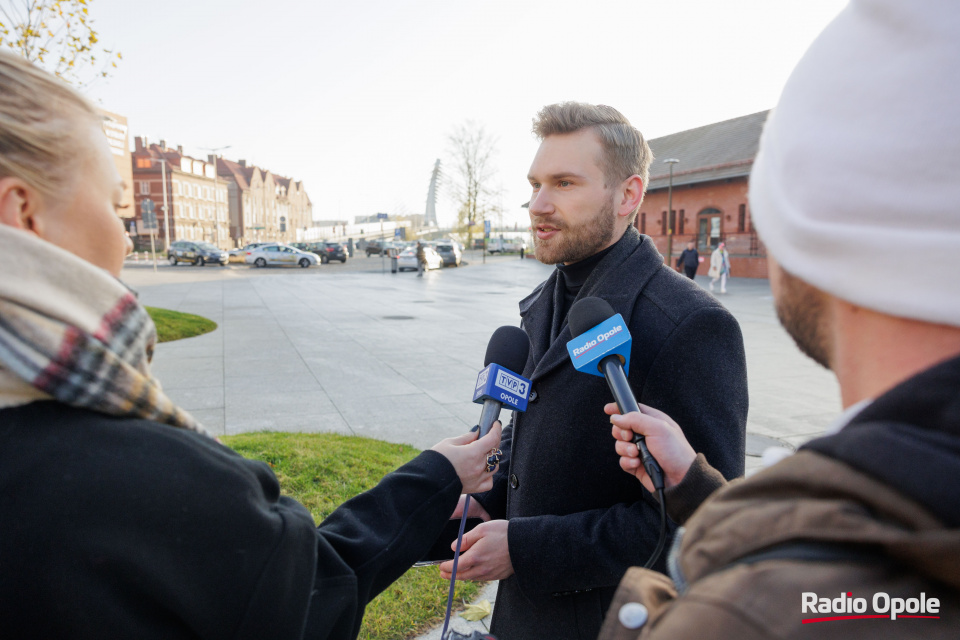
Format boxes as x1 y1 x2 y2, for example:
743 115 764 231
528 189 553 217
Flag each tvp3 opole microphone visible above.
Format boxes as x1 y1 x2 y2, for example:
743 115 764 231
566 297 664 491
472 325 532 437
566 297 667 569
439 326 531 640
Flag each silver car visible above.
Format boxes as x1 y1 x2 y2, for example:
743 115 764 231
244 243 321 268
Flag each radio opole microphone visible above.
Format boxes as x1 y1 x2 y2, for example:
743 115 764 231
566 298 664 491
472 325 532 437
566 297 667 568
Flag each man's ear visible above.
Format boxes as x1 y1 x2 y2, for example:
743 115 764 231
617 175 644 219
0 177 44 236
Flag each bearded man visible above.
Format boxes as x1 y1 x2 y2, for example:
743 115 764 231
439 102 749 640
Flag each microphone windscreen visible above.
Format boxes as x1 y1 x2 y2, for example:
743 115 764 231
568 297 616 337
484 326 530 373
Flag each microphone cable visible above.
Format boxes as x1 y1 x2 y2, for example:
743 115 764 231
440 496 474 639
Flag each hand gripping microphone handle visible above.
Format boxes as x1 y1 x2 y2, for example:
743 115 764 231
599 355 664 491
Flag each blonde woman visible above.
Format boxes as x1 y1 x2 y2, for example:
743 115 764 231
0 51 501 640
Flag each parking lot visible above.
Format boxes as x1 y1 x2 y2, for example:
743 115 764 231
123 253 840 472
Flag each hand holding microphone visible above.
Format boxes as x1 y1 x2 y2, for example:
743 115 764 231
605 402 696 492
431 421 503 495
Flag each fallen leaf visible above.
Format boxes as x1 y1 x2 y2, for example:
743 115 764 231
460 599 492 622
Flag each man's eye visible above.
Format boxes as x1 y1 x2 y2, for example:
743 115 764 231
559 180 571 187
531 183 541 190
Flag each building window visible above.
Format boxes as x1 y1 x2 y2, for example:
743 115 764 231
678 209 685 235
661 211 667 233
738 204 746 232
640 213 646 234
138 181 150 195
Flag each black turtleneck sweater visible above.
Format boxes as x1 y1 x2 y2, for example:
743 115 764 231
554 241 618 331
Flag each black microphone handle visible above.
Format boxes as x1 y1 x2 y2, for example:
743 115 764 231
477 398 503 438
599 356 665 491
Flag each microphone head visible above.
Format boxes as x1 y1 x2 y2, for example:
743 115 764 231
569 297 616 337
484 325 530 373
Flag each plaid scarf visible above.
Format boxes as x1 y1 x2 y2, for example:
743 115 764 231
0 224 209 436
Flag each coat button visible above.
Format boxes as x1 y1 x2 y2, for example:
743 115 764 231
509 474 519 489
618 602 648 629
528 389 538 402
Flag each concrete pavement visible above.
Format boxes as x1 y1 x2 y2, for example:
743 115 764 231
124 255 840 467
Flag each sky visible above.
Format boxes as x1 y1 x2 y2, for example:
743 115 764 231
83 0 847 228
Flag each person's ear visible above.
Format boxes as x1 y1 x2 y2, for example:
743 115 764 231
617 175 644 219
0 177 44 236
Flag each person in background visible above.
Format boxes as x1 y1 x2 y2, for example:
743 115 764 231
416 240 426 277
708 241 730 292
599 1 960 637
0 50 503 640
676 241 699 280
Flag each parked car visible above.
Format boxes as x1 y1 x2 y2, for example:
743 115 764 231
318 241 348 263
244 243 321 268
435 241 462 267
229 242 269 263
365 240 397 257
396 245 442 271
487 237 528 254
167 241 228 266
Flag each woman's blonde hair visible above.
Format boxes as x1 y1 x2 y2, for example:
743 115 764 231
0 50 101 201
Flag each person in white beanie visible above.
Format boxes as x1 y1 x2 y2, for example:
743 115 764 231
596 0 960 638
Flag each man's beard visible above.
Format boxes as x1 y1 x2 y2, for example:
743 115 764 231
774 269 832 370
532 196 617 265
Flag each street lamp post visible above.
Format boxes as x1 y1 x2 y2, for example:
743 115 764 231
151 157 171 251
663 158 680 268
201 145 231 248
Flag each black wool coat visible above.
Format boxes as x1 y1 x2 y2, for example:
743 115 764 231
0 401 463 640
475 227 748 640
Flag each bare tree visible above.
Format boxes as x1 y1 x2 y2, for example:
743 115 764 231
447 121 499 250
0 0 121 87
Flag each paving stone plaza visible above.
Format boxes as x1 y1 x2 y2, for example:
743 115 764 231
125 253 841 473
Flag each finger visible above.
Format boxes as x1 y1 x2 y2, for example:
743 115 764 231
610 425 634 442
636 402 673 424
475 420 502 449
603 402 621 416
614 439 640 458
450 495 467 519
445 430 480 446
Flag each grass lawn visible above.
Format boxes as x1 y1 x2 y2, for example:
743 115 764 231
223 432 483 640
145 306 217 342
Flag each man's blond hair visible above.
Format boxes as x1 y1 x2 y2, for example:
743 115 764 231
0 51 101 202
532 102 652 220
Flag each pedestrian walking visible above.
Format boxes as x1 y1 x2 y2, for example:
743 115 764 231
708 242 730 293
676 241 699 280
416 241 425 277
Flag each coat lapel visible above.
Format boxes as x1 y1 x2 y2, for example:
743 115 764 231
522 228 663 382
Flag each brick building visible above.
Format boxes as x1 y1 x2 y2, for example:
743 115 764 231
131 138 229 250
217 158 312 248
637 111 769 278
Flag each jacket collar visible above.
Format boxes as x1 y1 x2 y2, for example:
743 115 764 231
518 227 663 381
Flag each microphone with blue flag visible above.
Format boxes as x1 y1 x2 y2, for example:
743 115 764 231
566 297 667 568
566 297 664 492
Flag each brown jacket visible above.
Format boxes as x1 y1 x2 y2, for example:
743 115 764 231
600 354 960 639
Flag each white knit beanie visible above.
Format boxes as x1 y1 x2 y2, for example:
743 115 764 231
749 0 960 327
